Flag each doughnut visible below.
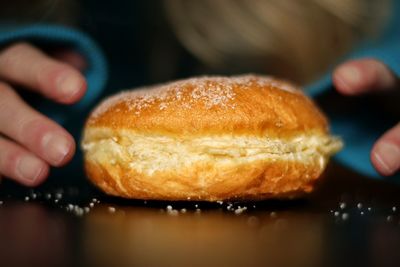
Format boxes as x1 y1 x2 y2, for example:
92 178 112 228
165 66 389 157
81 75 342 201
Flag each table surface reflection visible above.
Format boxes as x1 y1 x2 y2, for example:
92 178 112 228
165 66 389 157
1 163 400 267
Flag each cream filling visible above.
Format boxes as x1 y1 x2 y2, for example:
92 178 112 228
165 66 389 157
82 130 342 175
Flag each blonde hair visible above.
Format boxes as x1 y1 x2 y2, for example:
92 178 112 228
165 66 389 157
165 0 392 84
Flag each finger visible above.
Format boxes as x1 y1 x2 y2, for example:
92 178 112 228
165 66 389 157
49 49 87 71
0 42 87 104
333 59 399 95
371 123 400 176
0 83 75 167
0 136 49 186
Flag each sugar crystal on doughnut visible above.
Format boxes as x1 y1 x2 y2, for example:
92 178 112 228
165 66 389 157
90 75 299 119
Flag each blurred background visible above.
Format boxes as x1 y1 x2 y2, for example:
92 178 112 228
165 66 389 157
0 0 393 87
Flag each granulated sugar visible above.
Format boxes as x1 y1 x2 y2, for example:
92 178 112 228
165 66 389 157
333 211 339 217
234 206 247 214
90 75 300 118
6 187 400 225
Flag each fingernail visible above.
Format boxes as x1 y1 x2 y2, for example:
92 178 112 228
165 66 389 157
337 65 361 90
17 155 44 181
57 72 82 99
42 133 71 165
377 63 396 90
373 142 400 175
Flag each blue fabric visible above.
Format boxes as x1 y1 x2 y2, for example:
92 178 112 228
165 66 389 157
306 1 400 180
0 24 108 124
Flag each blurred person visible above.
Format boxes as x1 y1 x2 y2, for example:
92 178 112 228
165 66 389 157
0 0 398 187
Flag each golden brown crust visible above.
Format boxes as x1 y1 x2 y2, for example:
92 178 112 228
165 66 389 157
84 157 322 201
82 75 341 201
85 75 328 138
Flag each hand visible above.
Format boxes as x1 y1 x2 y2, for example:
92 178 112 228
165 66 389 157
0 42 87 186
333 58 400 176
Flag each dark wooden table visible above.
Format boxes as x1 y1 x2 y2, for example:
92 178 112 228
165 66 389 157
0 162 400 267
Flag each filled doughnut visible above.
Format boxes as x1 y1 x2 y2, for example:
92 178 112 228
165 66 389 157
81 75 342 201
